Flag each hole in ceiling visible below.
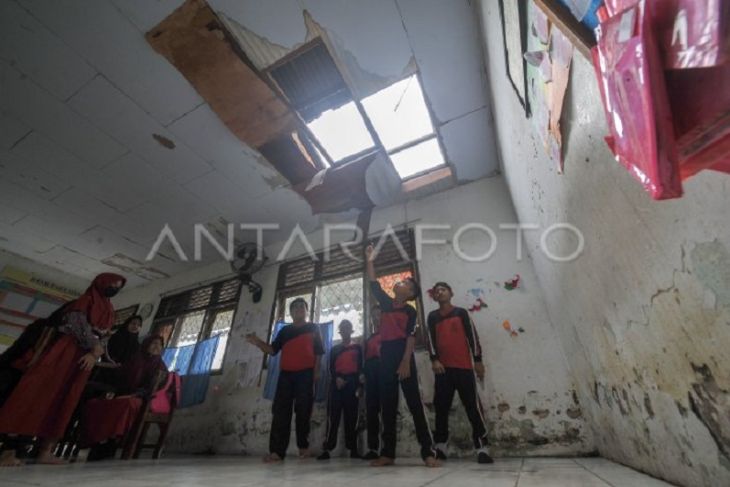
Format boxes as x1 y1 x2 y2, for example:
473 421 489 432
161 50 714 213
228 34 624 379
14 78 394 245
305 102 374 162
389 137 445 179
362 75 434 151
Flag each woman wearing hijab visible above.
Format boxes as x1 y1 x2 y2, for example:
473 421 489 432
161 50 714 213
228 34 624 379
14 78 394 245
80 335 167 460
107 315 142 366
0 273 126 466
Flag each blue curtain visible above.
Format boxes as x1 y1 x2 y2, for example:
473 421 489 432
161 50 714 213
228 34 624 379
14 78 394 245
315 322 334 402
263 321 334 403
262 321 286 401
162 343 195 376
162 335 220 409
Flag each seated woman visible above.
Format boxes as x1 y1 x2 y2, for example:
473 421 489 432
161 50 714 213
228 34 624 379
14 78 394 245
0 273 126 467
88 314 143 392
79 335 167 461
106 315 142 366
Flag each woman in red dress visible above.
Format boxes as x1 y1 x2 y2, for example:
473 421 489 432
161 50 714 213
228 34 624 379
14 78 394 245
80 334 167 460
0 273 125 466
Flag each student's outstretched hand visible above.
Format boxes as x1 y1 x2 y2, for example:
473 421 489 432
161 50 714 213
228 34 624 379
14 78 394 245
365 244 375 262
335 377 346 390
474 362 485 382
245 333 258 345
397 360 411 380
78 353 97 371
431 360 445 375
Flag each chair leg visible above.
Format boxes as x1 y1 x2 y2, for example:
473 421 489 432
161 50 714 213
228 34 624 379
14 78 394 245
132 423 151 460
153 423 169 459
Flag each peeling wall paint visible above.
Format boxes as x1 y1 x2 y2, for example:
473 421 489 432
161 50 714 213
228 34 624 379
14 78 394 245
476 1 730 486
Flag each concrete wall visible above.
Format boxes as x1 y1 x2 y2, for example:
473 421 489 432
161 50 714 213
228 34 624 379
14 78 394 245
147 177 592 458
476 2 730 486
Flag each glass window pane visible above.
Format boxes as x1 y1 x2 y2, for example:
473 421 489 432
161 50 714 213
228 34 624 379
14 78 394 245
389 137 445 179
362 75 434 151
210 309 234 370
316 276 364 339
306 102 374 162
174 310 206 347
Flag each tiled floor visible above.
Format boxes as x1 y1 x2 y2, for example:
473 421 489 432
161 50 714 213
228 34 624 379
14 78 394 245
2 456 675 487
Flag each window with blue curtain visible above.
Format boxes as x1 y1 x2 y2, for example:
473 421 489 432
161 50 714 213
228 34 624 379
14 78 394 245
162 335 220 408
152 278 243 373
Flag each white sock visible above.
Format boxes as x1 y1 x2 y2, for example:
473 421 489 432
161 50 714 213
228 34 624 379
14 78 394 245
435 442 448 453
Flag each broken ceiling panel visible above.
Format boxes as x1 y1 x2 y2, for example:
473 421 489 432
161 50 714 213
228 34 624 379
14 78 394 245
146 0 299 149
258 132 318 186
269 41 350 120
294 153 376 215
216 6 304 71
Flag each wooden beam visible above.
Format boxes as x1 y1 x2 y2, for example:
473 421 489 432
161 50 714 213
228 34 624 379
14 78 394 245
534 0 596 59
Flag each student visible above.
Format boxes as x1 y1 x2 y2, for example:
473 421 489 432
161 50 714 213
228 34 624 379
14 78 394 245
365 245 438 468
361 303 382 460
106 314 143 365
247 298 324 463
80 334 167 461
0 273 126 467
318 320 362 460
427 282 492 464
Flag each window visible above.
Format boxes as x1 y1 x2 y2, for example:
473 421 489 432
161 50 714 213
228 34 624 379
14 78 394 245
152 278 242 372
306 102 374 162
362 75 445 179
268 229 427 348
113 304 139 327
315 276 364 340
268 40 446 180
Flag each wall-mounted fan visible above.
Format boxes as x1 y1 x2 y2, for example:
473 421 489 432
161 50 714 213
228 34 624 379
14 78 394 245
231 242 267 303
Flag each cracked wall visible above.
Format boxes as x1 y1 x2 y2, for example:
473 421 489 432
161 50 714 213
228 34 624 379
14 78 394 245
477 1 730 486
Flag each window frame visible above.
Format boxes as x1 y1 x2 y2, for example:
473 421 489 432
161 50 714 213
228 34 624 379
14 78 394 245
266 228 428 357
151 278 243 374
265 38 449 182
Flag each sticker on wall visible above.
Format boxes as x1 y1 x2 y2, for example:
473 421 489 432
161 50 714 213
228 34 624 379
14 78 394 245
504 274 521 291
503 320 519 337
468 298 488 312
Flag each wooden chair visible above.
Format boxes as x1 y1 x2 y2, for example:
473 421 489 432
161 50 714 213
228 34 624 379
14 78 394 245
121 372 179 460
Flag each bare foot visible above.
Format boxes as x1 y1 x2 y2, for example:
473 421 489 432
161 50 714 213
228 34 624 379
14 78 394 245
0 450 23 467
370 456 395 467
35 453 67 465
423 456 441 468
298 448 311 459
262 453 283 464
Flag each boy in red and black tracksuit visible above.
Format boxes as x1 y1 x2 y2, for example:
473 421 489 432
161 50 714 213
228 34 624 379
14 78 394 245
247 298 324 463
318 320 362 460
361 303 382 460
427 282 492 464
365 245 438 468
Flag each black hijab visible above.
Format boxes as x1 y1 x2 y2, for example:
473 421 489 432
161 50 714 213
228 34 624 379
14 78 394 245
107 315 142 364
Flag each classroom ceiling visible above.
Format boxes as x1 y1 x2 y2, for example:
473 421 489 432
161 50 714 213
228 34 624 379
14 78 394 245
0 0 498 288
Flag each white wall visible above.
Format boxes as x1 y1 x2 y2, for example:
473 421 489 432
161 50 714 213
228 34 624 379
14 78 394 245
476 1 730 485
154 177 592 458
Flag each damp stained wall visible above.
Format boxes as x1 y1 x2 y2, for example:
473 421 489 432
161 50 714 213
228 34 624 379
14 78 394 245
134 178 593 458
476 1 730 486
